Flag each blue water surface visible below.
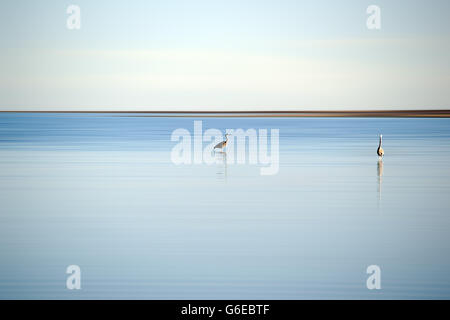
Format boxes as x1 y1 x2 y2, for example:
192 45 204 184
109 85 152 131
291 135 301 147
0 113 449 299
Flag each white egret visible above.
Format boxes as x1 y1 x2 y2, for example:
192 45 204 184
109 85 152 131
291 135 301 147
214 134 230 151
377 134 384 158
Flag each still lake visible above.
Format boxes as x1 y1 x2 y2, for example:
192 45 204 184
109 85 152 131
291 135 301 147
0 113 450 299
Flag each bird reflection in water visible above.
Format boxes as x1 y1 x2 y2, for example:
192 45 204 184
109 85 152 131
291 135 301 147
377 159 383 209
215 151 227 181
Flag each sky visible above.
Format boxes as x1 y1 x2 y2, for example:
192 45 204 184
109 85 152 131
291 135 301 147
0 0 449 111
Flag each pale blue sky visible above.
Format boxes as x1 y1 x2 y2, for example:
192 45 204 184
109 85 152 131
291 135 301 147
1 0 449 110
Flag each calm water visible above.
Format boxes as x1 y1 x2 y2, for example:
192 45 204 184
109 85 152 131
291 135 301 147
1 113 450 299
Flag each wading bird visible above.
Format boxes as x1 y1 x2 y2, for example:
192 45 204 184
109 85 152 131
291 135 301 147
377 134 384 158
214 134 229 151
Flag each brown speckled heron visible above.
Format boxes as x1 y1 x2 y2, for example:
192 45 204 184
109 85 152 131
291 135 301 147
214 134 229 151
377 134 384 158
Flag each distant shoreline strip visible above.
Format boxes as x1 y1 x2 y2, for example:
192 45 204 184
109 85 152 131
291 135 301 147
0 110 450 118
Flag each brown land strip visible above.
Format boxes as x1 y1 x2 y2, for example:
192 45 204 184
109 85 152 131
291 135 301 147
0 110 449 117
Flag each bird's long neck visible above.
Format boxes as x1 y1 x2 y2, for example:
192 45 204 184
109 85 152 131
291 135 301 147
378 136 382 148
